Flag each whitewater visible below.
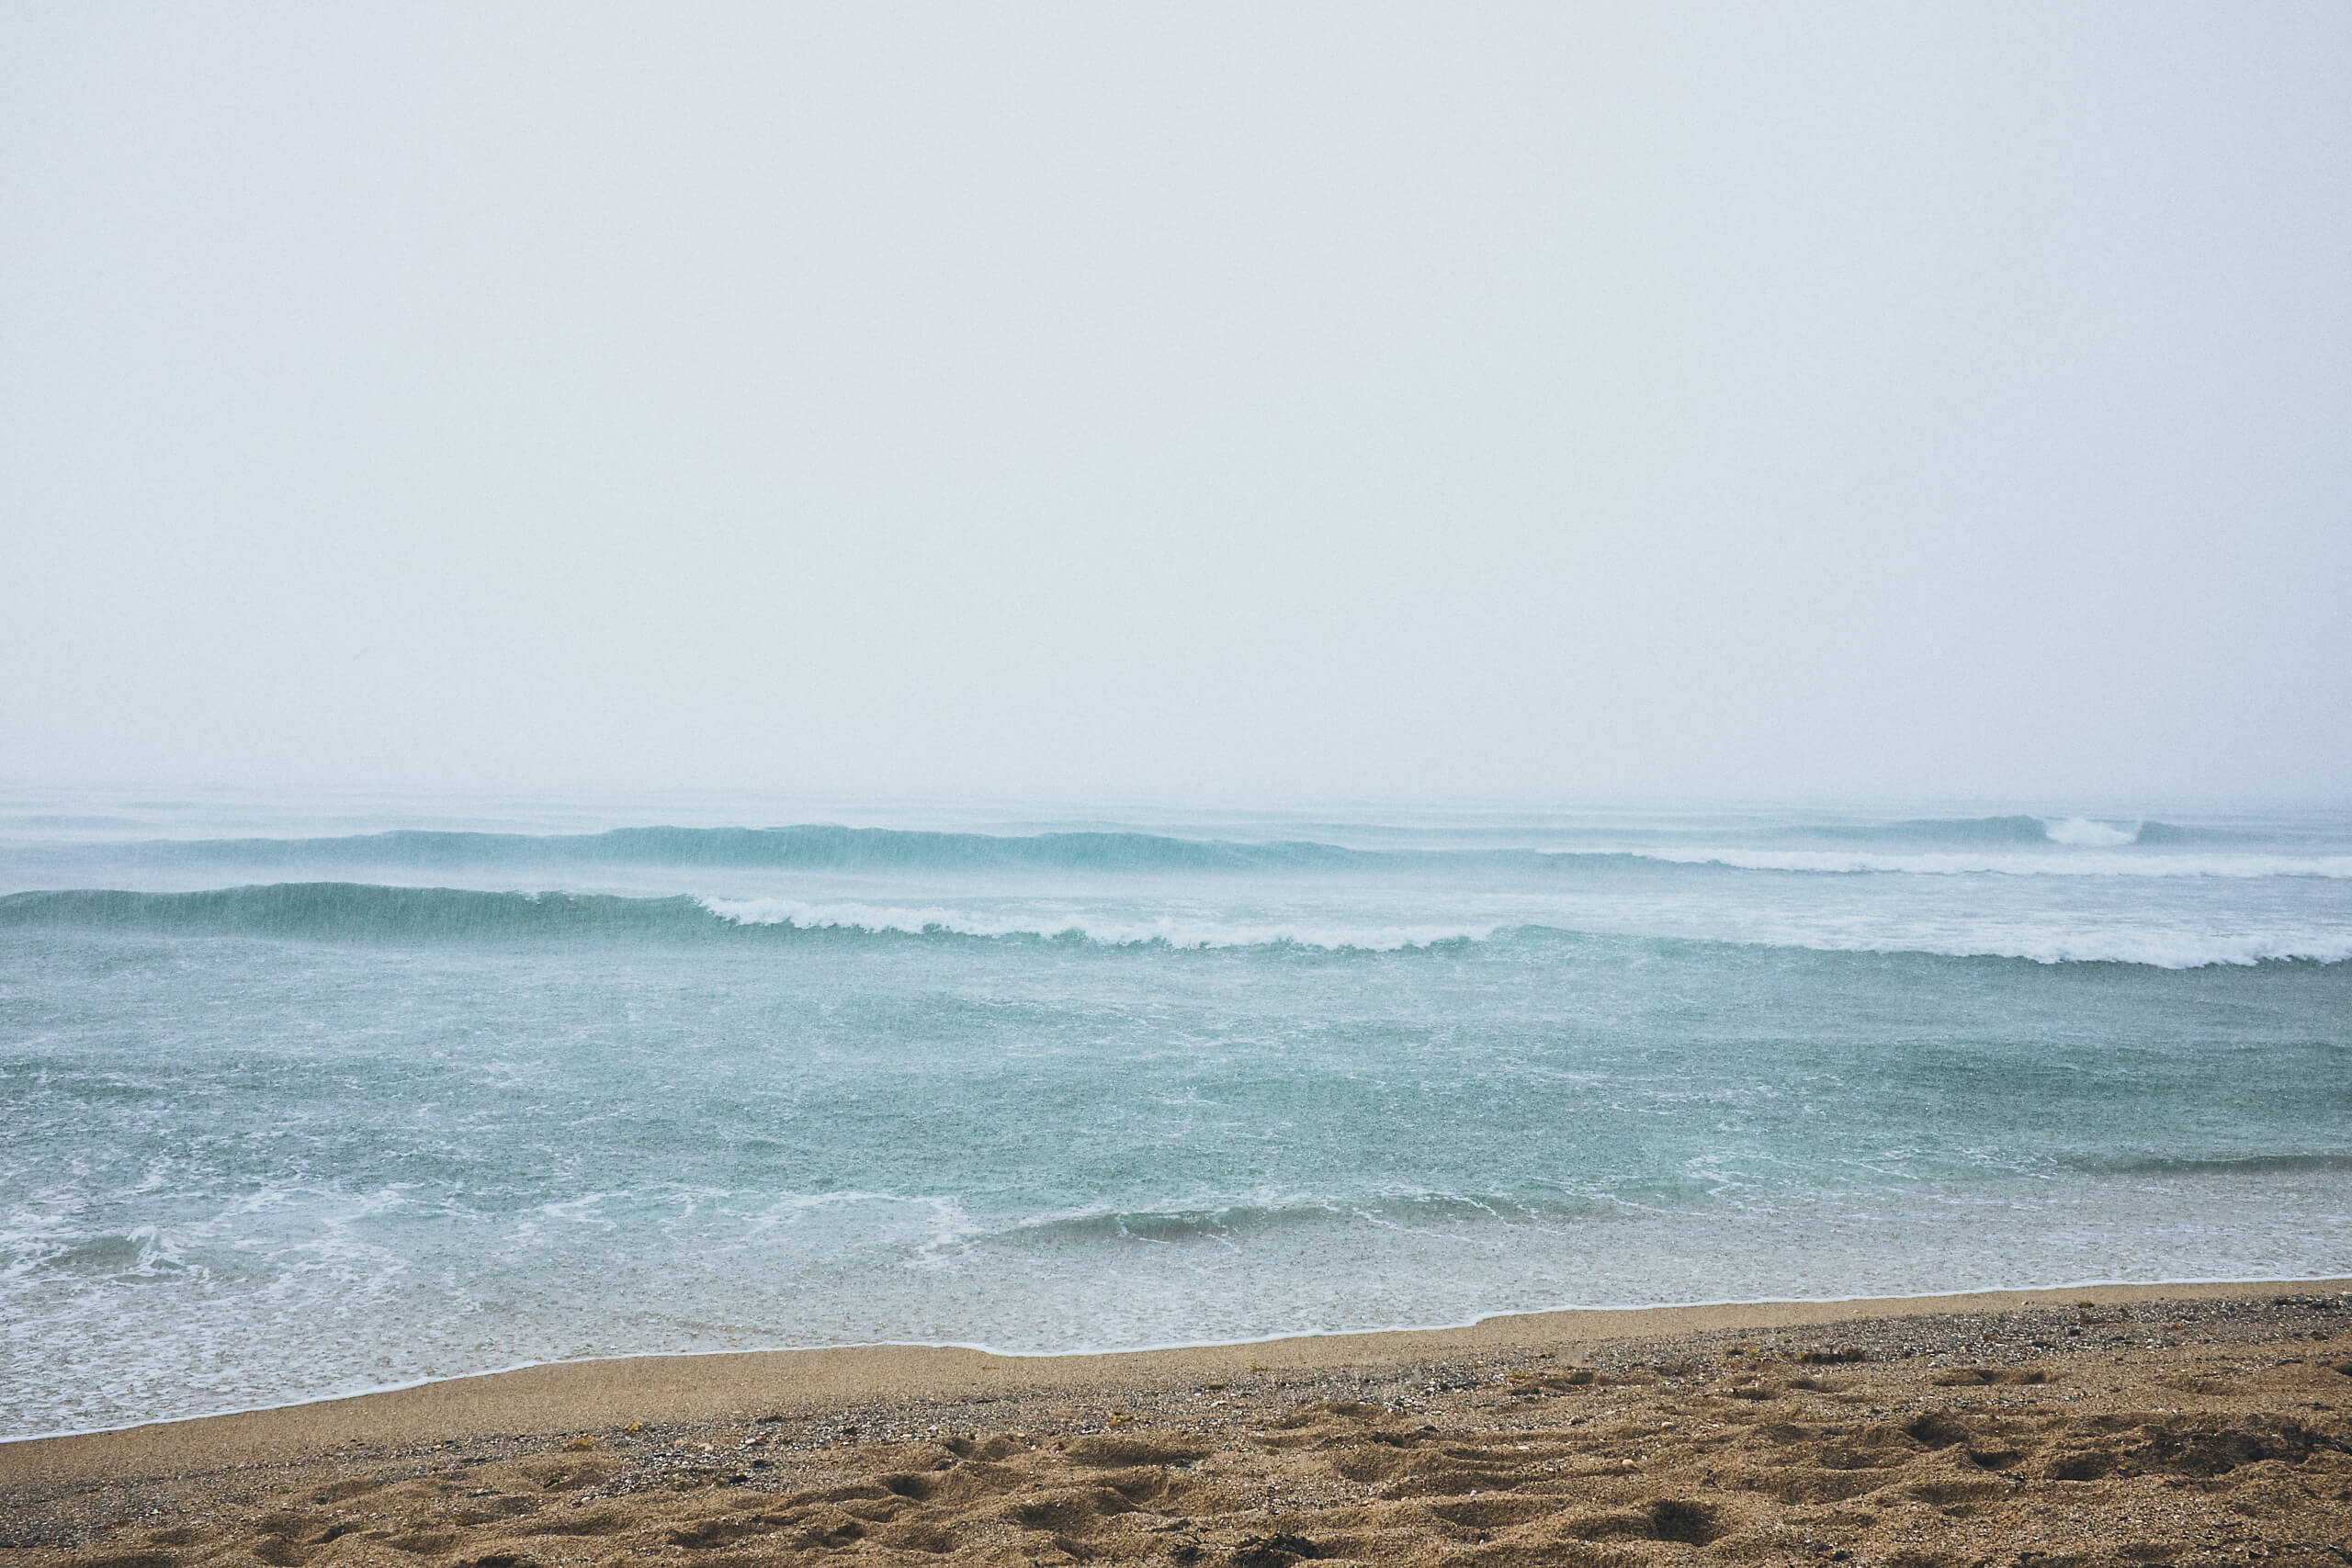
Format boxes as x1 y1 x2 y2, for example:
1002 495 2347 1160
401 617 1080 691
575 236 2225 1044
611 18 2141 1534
3 790 2347 1438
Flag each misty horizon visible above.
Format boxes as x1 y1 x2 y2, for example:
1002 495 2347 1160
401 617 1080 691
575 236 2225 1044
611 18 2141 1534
5 4 2348 803
7 6 2352 1491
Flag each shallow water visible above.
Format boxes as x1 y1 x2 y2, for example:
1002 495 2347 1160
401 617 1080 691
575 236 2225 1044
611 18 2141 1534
3 792 2347 1437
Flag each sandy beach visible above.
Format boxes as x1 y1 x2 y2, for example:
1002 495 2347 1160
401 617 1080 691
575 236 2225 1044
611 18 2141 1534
11 0 2349 1555
6 1280 2349 1566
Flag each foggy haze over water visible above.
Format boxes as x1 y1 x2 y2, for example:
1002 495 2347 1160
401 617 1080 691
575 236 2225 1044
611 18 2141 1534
3 5 2350 1447
5 3 2350 802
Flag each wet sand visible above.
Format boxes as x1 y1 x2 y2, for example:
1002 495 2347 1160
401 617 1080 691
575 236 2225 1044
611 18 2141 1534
6 1280 2350 1565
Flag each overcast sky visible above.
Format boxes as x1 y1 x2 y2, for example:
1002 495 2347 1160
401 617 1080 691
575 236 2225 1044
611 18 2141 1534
2 3 2346 804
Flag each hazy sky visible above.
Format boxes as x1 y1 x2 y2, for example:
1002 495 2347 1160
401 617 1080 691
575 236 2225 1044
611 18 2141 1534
3 3 2346 804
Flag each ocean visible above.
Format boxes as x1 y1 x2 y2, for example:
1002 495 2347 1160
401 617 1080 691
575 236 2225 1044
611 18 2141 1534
3 790 2347 1439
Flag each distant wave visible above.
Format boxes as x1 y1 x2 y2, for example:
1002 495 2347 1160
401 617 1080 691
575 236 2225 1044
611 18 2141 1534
1804 814 2058 844
2 825 1393 874
6 883 2348 968
6 819 2346 882
0 885 1487 951
1609 848 2352 878
2131 821 2266 846
0 884 714 941
1800 815 2275 849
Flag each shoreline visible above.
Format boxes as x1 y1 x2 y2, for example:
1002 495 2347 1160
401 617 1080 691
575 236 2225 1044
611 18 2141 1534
7 1277 2349 1563
15 1272 2352 1450
7 1278 2343 1481
16 1273 2352 1452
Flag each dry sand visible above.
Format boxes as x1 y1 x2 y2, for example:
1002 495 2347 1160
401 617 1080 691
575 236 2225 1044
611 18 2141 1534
6 1281 2351 1567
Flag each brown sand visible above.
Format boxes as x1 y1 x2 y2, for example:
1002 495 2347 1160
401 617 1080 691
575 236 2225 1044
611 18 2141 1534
6 1281 2350 1567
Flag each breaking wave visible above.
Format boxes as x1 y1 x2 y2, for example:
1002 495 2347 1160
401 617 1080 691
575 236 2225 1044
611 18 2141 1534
1794 816 2290 849
2041 817 2139 847
0 885 1493 952
6 884 2348 968
699 896 1491 951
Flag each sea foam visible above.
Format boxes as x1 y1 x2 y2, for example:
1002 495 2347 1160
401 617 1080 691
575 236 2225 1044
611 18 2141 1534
697 897 1498 951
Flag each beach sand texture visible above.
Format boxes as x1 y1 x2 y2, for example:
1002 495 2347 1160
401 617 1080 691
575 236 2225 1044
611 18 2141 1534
6 1282 2351 1566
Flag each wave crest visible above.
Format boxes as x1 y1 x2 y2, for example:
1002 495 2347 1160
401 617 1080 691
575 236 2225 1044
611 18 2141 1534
1612 848 2352 878
14 818 2341 879
21 826 1387 874
4 883 2348 969
698 897 1492 951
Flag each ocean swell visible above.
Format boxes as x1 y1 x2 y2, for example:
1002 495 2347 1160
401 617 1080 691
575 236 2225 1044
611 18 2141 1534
5 883 2349 968
8 818 2342 885
0 885 1492 952
0 884 718 941
3 825 1392 875
1611 848 2352 878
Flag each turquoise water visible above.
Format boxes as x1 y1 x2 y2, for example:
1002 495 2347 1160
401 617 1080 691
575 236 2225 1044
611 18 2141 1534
3 794 2348 1437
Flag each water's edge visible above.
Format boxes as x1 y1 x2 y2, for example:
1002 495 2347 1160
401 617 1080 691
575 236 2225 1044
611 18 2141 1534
12 1272 2348 1448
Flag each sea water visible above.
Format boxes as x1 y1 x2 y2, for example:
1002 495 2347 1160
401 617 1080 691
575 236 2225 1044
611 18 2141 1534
3 790 2347 1438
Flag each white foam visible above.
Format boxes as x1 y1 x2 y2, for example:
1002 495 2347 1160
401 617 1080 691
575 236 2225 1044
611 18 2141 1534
1781 930 2352 969
2041 817 2139 847
697 897 1498 951
692 897 2352 967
